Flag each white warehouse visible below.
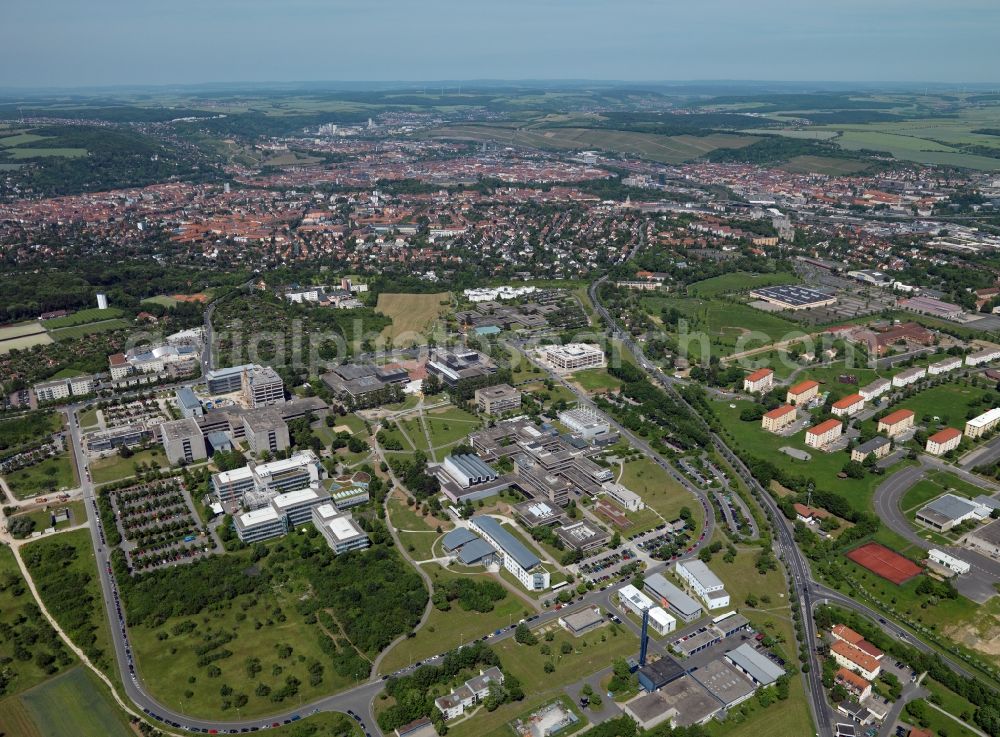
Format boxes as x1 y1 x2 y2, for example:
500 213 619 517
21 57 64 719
676 560 731 610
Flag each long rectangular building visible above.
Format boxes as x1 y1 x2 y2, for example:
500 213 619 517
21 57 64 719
676 560 730 610
469 515 549 591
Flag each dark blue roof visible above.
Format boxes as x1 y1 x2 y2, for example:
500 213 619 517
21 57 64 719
442 528 478 552
471 516 541 570
458 539 495 565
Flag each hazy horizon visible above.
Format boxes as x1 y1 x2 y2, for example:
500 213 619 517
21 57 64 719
4 0 1000 88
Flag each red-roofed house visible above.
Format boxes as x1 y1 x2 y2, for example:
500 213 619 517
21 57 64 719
878 409 915 438
831 640 881 680
926 427 962 456
835 668 872 700
762 404 796 433
743 368 774 394
806 419 843 449
787 379 820 406
831 393 865 418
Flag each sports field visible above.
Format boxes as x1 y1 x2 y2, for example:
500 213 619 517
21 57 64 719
41 308 123 328
0 321 53 354
376 292 450 346
846 542 922 585
17 667 134 737
50 319 130 341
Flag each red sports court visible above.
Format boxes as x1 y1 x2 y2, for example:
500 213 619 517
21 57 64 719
846 542 922 585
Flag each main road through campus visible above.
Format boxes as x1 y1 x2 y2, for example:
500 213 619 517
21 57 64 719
588 275 989 737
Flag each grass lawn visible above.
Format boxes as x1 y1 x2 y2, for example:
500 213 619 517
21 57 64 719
41 308 124 329
383 394 421 412
899 382 993 430
376 292 451 347
17 667 134 737
687 271 800 298
925 678 978 722
494 619 638 696
713 397 903 515
424 409 481 448
508 348 545 384
333 412 371 436
521 382 578 409
448 693 586 737
901 471 985 513
90 448 168 484
78 407 99 428
619 457 701 528
377 564 529 674
569 368 622 395
4 453 76 499
906 698 979 737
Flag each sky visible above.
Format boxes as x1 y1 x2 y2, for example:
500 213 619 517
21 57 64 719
4 0 1000 88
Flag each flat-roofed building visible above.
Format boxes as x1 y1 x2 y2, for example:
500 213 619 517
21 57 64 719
648 606 677 636
602 482 645 511
964 519 1000 558
321 363 409 406
33 378 71 402
928 548 971 574
698 658 756 708
965 407 1000 439
806 419 843 449
636 656 686 694
543 343 606 371
786 380 819 406
762 404 796 433
160 417 208 465
513 500 562 527
206 364 254 394
558 406 611 439
676 560 730 610
831 393 864 418
928 357 962 375
243 408 290 456
242 365 285 408
749 284 836 311
559 607 605 637
617 583 654 617
234 506 285 543
743 368 774 394
725 642 786 686
475 384 522 415
312 504 370 555
967 347 1000 367
892 366 926 388
555 520 609 551
426 348 498 387
644 573 703 622
859 378 891 402
469 515 549 590
211 450 321 507
271 487 327 527
926 427 962 455
916 494 979 532
851 436 891 463
878 409 915 437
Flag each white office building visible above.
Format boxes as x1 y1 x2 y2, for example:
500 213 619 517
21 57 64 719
544 343 606 371
617 584 654 617
212 451 321 507
676 560 730 610
602 482 645 512
558 406 612 439
312 504 370 555
648 606 677 635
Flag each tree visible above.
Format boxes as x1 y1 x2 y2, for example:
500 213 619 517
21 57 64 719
514 623 537 646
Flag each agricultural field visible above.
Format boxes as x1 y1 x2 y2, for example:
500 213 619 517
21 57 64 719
89 447 168 485
49 319 131 341
780 155 873 175
0 320 53 354
13 667 134 737
376 292 451 347
425 124 756 164
41 308 124 329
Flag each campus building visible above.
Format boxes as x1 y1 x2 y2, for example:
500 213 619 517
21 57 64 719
831 393 864 418
475 384 522 415
160 418 208 465
675 560 730 610
915 494 979 532
965 408 1000 439
543 343 606 371
211 451 321 507
426 348 498 387
926 427 962 456
643 573 703 622
441 454 500 488
321 363 409 405
233 487 327 543
469 515 550 590
805 419 843 449
243 408 291 455
312 504 370 555
878 409 915 438
749 285 836 311
928 549 971 575
762 405 796 433
602 482 645 512
786 380 819 406
928 357 962 376
742 368 774 394
242 365 286 408
558 406 611 440
33 375 96 402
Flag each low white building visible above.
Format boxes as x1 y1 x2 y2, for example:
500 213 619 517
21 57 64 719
544 343 606 371
676 560 730 610
648 606 677 635
928 357 962 375
967 347 1000 366
859 378 891 402
892 366 926 388
312 504 370 555
928 549 971 574
602 482 645 512
617 584 654 617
